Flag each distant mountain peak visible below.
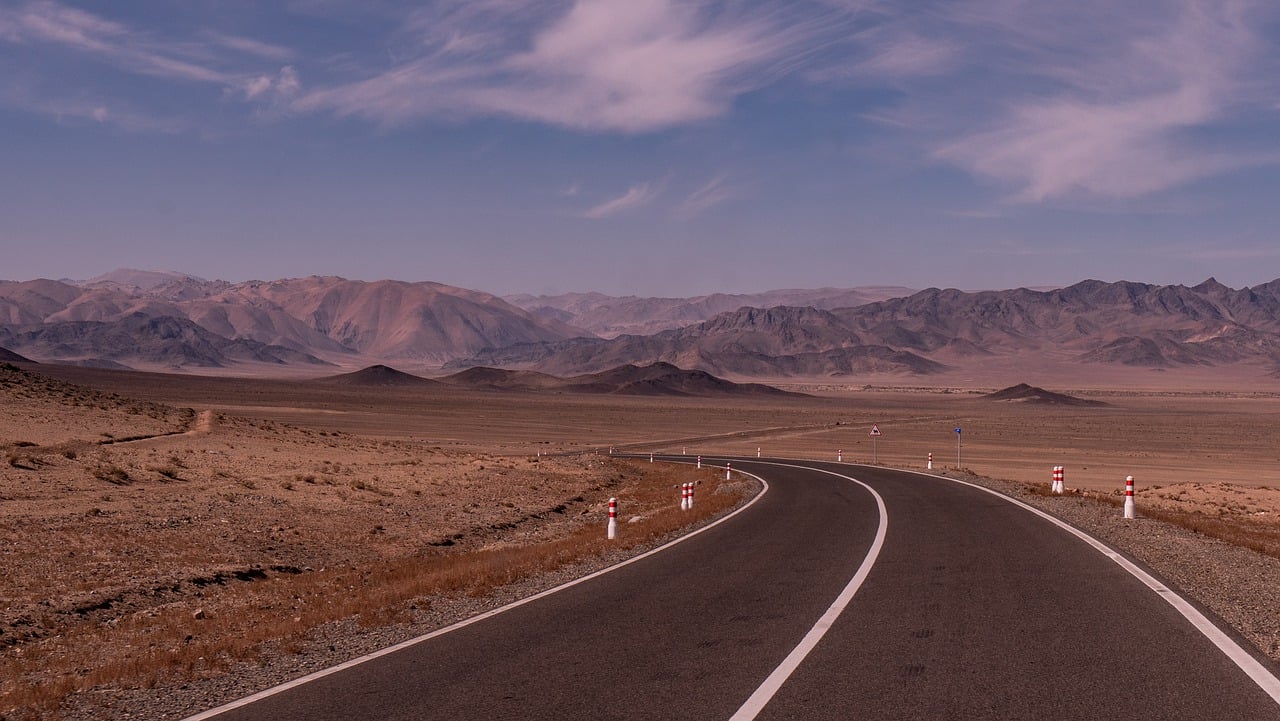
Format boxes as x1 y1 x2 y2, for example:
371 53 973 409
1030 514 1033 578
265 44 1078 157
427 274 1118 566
79 268 205 290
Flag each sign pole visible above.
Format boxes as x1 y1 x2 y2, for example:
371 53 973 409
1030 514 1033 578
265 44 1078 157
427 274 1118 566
954 427 962 468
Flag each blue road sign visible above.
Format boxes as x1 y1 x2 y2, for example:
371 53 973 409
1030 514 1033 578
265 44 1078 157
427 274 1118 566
955 427 962 434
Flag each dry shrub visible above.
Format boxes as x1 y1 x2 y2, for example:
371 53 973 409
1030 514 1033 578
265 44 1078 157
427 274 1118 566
91 464 131 485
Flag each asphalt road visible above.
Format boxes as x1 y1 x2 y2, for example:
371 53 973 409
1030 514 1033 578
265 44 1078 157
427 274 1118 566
189 459 1280 721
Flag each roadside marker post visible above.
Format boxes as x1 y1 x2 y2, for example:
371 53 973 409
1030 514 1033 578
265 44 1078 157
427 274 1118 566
837 449 843 463
680 483 689 510
1053 466 1065 494
607 498 618 539
649 453 654 463
927 452 933 470
1124 476 1136 519
726 463 732 480
757 447 761 458
688 482 695 509
696 455 702 469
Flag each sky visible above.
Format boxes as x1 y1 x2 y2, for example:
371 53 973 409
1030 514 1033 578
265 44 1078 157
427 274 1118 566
2 0 1280 297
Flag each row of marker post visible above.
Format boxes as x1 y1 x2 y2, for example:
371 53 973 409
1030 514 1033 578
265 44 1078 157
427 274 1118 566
609 454 1143 538
1050 464 1137 518
606 457 726 539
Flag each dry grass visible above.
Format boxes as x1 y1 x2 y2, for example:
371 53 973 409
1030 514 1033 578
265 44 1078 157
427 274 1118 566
0 461 743 719
1019 481 1280 561
1136 506 1280 560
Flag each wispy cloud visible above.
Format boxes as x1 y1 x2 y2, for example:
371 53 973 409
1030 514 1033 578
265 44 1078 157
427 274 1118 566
811 26 960 82
677 174 736 217
298 0 818 133
204 31 295 62
0 1 229 83
932 0 1280 201
0 1 301 124
581 182 658 219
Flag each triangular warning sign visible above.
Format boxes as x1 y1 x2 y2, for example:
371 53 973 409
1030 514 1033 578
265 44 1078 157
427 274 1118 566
869 424 882 436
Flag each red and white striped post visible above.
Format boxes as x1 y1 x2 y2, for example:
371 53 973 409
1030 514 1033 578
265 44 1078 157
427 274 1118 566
726 462 732 480
927 452 933 470
696 455 702 469
680 482 689 510
688 482 695 509
682 447 687 455
837 449 843 462
649 452 654 463
607 497 618 539
1052 466 1065 494
757 447 761 458
1124 476 1136 519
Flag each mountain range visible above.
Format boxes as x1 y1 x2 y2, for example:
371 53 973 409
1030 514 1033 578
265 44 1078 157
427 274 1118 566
4 270 1280 380
453 278 1280 377
0 273 584 369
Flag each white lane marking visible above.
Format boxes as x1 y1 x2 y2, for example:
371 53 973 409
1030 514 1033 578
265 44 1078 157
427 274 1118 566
915 468 1280 707
727 461 888 721
181 462 769 721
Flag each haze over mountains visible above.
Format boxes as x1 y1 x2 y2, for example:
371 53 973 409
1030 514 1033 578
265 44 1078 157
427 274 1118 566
4 270 1280 382
505 286 915 338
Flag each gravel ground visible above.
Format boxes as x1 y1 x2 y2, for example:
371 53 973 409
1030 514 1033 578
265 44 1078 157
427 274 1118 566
56 469 1280 720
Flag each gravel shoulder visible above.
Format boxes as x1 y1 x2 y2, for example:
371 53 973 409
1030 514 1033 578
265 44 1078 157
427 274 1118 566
945 469 1280 665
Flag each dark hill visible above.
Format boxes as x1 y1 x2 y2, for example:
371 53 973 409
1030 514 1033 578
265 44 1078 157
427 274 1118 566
562 362 803 398
443 362 802 397
0 346 32 363
315 365 441 387
439 367 564 391
0 314 329 368
983 383 1108 407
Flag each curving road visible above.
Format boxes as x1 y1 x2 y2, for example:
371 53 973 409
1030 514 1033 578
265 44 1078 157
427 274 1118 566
186 459 1280 721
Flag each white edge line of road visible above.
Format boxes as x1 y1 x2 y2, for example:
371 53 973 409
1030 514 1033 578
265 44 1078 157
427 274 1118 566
180 460 770 721
727 461 888 721
915 467 1280 706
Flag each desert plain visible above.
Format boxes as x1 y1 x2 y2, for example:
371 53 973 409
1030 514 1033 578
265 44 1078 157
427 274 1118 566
3 360 1280 719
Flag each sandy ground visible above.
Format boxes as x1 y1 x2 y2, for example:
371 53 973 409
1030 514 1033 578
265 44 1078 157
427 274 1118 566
4 361 1280 718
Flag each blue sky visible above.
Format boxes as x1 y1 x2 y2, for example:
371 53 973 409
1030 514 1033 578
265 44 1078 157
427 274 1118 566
2 0 1279 296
